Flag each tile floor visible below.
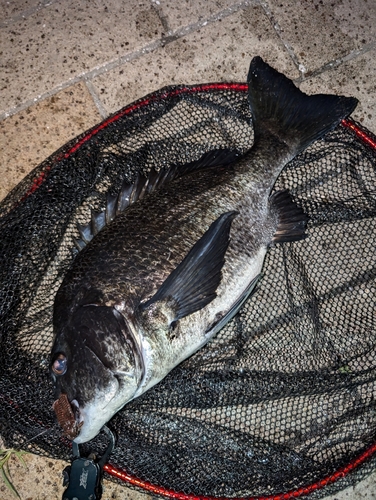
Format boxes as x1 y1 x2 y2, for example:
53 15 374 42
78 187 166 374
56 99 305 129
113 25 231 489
1 0 376 498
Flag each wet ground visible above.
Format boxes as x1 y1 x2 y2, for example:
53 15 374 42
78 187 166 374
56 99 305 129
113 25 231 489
1 0 376 499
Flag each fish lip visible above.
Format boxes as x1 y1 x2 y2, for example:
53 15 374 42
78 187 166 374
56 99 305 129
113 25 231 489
56 378 119 442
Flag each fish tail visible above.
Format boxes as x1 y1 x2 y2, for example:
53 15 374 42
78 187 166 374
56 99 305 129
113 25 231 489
247 57 358 156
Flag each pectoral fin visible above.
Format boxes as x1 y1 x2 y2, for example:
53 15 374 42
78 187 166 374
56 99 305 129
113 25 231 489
141 211 238 321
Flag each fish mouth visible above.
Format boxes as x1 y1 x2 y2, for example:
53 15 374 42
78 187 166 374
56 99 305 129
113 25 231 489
52 393 83 440
53 372 121 442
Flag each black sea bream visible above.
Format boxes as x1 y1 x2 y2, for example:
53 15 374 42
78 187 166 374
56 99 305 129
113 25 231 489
50 56 357 443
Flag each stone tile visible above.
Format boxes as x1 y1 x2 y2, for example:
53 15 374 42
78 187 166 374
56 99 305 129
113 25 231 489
300 48 376 133
0 0 164 115
264 0 375 74
0 0 38 22
100 480 152 500
0 82 101 201
156 0 239 31
1 3 376 500
91 4 298 115
0 453 67 500
334 0 376 43
0 0 60 24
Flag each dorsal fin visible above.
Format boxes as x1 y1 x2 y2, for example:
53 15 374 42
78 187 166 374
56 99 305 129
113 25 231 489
73 149 240 251
73 171 156 251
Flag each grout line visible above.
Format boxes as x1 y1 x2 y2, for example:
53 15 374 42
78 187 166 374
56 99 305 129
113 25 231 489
0 0 253 122
0 0 62 28
295 41 376 84
0 38 164 121
173 0 253 37
258 0 303 74
0 79 84 121
84 80 109 120
150 0 172 36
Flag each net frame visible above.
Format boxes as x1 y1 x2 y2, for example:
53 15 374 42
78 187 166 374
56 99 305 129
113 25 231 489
0 82 375 500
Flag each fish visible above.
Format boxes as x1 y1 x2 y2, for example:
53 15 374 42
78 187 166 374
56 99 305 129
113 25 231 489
50 56 358 444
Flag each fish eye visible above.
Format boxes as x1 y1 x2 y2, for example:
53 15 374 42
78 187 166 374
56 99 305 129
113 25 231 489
51 353 67 376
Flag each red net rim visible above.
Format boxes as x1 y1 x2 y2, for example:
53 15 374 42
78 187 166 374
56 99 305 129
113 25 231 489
16 83 376 499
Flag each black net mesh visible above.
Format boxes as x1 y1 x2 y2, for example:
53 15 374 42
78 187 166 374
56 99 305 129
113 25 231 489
1 84 376 499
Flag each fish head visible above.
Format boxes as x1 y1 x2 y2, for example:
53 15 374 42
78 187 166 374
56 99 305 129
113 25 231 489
50 304 143 443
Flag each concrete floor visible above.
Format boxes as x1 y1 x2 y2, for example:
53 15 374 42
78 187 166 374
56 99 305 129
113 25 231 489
0 0 376 499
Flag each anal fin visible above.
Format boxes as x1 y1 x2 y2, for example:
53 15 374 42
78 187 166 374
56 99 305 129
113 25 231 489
271 190 308 244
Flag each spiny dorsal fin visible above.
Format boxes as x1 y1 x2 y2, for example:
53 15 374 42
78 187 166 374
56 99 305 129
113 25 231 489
73 149 240 251
73 172 149 251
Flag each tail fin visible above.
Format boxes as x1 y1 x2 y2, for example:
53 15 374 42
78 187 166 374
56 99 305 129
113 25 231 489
247 56 358 155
